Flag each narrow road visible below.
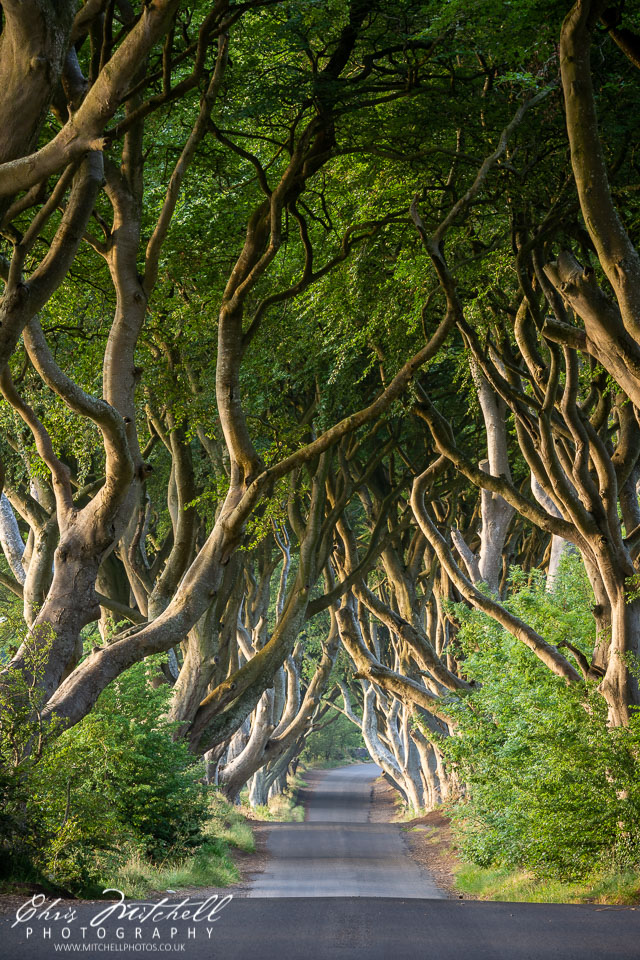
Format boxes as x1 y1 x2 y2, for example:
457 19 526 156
249 762 442 898
305 762 383 821
3 763 640 959
4 895 640 959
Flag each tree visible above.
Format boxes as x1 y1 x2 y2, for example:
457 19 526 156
2 1 640 865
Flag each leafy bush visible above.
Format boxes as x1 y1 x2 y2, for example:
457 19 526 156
0 624 63 884
437 555 640 880
1 656 208 894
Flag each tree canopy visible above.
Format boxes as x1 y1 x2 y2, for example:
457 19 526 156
2 0 640 894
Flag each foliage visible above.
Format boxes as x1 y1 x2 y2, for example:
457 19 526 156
0 624 60 883
455 861 640 905
1 658 209 895
439 555 640 880
248 796 305 822
2 0 640 901
301 710 365 763
113 842 239 900
114 794 255 898
208 792 256 852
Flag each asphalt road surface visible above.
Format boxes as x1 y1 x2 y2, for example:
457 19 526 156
305 762 384 822
3 895 640 959
3 763 640 959
249 762 443 898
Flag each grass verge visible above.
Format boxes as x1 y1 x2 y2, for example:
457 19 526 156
241 783 305 822
112 794 255 899
455 862 640 905
399 801 640 906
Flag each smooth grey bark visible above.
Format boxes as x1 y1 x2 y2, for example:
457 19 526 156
451 363 514 594
220 689 275 801
0 494 26 585
531 476 573 591
338 679 409 801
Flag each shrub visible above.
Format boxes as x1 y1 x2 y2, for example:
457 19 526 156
1 656 208 894
437 555 640 880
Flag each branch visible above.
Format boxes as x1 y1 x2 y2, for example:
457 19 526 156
144 33 229 295
560 0 640 341
0 0 183 198
23 318 132 498
0 369 74 517
414 395 577 541
0 154 104 374
336 604 454 722
410 470 582 684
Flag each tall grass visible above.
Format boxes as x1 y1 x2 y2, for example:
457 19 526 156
239 771 306 822
456 863 640 905
111 794 255 898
